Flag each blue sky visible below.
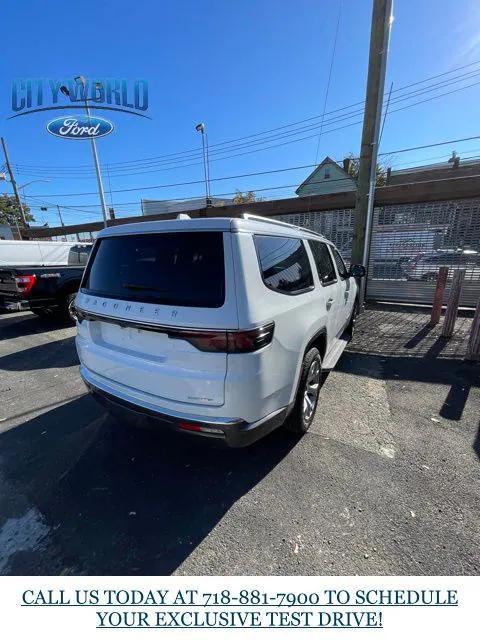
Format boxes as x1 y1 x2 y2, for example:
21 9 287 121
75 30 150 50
1 0 480 228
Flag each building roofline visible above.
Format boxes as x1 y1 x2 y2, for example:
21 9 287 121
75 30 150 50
295 156 357 195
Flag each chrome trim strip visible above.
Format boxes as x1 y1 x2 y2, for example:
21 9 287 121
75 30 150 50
75 308 223 335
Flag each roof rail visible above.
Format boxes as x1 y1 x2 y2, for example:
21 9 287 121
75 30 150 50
241 213 326 239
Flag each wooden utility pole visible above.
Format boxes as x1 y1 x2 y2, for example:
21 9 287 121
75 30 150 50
351 0 393 306
430 266 449 326
466 297 480 361
441 269 466 338
1 136 28 227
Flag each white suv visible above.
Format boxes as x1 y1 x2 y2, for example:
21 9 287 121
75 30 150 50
75 214 365 446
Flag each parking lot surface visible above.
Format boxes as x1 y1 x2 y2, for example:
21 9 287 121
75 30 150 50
0 307 479 575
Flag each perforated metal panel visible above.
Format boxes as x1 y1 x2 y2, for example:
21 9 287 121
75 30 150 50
367 199 480 307
276 209 355 264
275 197 480 307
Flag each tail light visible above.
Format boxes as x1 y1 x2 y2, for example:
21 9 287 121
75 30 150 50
14 274 36 296
169 322 275 353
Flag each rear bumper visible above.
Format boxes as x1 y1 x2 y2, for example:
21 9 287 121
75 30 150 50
80 367 287 448
0 295 57 311
0 296 30 311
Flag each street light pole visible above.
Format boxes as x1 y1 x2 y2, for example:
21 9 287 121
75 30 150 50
76 77 109 228
60 78 109 228
195 123 212 208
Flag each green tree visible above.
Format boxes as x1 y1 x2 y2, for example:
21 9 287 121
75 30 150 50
0 194 35 227
345 153 389 187
232 190 262 204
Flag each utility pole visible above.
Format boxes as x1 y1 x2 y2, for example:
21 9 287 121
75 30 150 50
56 204 65 227
56 204 68 241
350 0 393 307
1 137 28 227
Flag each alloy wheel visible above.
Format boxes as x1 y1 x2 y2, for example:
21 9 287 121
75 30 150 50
302 358 320 424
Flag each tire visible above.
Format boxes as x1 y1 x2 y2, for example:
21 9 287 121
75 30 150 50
347 299 359 341
285 347 322 434
51 293 77 324
31 307 55 319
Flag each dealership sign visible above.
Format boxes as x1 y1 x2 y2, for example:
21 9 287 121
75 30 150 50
46 115 114 139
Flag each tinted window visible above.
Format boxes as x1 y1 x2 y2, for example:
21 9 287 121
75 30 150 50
308 240 337 285
68 244 92 265
82 232 225 307
254 235 314 294
332 247 349 278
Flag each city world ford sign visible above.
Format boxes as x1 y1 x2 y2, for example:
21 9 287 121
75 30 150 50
46 115 114 139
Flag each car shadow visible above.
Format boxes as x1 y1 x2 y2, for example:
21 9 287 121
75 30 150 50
0 336 78 370
0 313 72 340
0 395 300 575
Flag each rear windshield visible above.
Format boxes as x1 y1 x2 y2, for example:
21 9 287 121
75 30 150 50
82 231 225 308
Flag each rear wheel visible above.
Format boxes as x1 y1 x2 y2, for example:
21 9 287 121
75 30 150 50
285 347 322 434
52 293 77 324
35 294 77 324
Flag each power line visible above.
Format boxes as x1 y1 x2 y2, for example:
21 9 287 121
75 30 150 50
15 65 480 180
25 124 480 200
314 0 342 164
12 59 480 175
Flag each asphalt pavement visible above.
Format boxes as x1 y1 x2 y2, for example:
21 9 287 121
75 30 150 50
0 307 479 575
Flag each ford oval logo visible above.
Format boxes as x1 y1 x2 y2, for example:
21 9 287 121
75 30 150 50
46 115 114 139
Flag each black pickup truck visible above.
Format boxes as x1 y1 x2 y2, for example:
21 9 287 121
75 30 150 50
0 244 91 323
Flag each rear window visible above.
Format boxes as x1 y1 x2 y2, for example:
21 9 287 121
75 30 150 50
254 234 314 295
82 231 225 308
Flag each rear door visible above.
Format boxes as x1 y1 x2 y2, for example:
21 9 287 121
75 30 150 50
75 231 237 407
307 240 340 345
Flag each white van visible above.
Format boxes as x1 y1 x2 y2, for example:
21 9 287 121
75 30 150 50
75 215 365 446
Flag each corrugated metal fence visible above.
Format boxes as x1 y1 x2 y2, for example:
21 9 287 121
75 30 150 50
276 197 480 307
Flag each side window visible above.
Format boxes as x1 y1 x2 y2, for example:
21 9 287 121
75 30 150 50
67 247 79 265
308 240 337 286
78 246 91 265
332 247 349 279
254 235 314 295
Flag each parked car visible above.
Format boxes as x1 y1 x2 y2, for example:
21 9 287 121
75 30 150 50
0 243 91 322
75 215 365 446
403 250 480 281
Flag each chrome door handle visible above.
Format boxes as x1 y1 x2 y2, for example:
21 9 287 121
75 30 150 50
326 298 334 310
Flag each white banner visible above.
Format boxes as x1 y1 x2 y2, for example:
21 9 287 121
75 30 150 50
1 576 478 638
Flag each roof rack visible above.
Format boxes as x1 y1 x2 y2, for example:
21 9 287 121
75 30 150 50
241 213 326 239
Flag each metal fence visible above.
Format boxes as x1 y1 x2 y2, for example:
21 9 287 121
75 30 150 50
276 197 480 308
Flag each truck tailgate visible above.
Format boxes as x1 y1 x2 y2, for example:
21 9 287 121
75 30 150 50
0 269 19 295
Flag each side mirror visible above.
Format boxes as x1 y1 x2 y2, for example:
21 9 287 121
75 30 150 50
350 264 366 278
